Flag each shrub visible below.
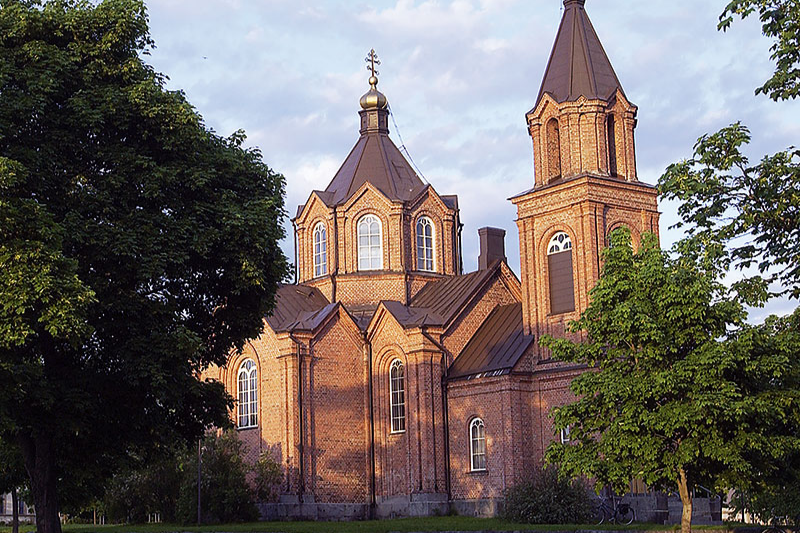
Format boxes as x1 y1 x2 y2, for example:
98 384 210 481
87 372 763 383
175 431 259 524
253 452 283 503
502 466 594 524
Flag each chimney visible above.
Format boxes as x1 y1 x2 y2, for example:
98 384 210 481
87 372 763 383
478 227 506 270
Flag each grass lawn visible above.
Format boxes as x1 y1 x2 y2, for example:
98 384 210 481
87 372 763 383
0 518 735 533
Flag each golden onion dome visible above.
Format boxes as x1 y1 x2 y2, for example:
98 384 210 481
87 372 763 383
359 75 388 110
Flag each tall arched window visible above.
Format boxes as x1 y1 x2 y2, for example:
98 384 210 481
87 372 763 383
607 115 618 177
313 222 327 277
389 359 405 433
238 359 258 428
358 214 383 271
416 216 435 272
546 117 561 181
547 232 575 314
470 418 486 471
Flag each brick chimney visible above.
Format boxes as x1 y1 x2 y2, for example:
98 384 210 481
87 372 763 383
478 227 506 270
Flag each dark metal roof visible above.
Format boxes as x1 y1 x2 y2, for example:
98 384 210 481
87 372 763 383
441 194 459 210
534 0 624 109
380 301 444 328
409 263 500 326
448 303 533 380
321 132 427 207
265 284 330 332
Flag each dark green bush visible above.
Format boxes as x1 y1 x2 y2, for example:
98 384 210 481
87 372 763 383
502 466 594 524
175 431 259 524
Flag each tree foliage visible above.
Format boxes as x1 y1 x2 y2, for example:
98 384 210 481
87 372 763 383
0 1 290 532
659 123 800 300
720 0 800 101
545 230 800 533
661 0 800 299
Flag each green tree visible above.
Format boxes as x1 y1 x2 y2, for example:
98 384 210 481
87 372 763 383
658 2 800 522
0 2 290 533
544 230 800 533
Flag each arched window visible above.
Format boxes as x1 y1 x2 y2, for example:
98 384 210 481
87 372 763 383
546 117 561 181
607 115 618 177
470 418 486 471
237 359 258 429
547 232 575 314
313 222 327 277
389 359 405 433
358 214 383 271
416 216 435 272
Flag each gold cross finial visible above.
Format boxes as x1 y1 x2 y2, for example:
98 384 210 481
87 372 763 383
365 49 381 88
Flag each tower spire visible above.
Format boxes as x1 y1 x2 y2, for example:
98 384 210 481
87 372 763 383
535 0 622 108
525 0 638 185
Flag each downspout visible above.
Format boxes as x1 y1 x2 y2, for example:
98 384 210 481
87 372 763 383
422 330 451 501
365 332 377 516
429 352 438 492
332 209 339 302
457 215 464 275
289 333 305 496
293 219 299 285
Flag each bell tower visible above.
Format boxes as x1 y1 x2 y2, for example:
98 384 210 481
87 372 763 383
511 0 660 351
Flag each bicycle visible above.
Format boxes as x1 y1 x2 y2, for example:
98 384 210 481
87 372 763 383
593 496 635 525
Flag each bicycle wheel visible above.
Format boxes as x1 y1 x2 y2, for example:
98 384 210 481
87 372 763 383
617 504 635 525
593 503 608 525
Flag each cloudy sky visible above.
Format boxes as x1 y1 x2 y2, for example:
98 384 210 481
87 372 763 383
142 0 799 319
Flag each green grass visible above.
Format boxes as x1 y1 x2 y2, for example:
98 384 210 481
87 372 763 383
0 518 736 533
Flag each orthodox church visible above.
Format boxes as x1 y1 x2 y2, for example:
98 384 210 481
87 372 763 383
204 0 660 519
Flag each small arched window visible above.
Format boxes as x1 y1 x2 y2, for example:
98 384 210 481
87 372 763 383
416 216 435 272
607 115 618 177
358 214 383 271
547 232 575 314
470 418 486 471
237 359 258 429
546 117 562 181
313 222 327 277
389 359 405 433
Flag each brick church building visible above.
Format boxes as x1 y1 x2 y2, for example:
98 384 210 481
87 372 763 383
204 0 660 519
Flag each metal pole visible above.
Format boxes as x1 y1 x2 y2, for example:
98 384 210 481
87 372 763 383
197 438 202 525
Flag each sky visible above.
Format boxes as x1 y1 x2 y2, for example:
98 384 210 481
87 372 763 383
142 0 799 319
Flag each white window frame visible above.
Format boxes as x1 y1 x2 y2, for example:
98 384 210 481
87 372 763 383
358 214 383 271
416 216 435 272
389 359 406 433
313 222 327 277
470 418 487 471
560 425 571 444
237 359 258 429
548 231 573 255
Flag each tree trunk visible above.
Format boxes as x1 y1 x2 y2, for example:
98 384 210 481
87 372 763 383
19 434 62 533
677 468 692 533
11 487 19 533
